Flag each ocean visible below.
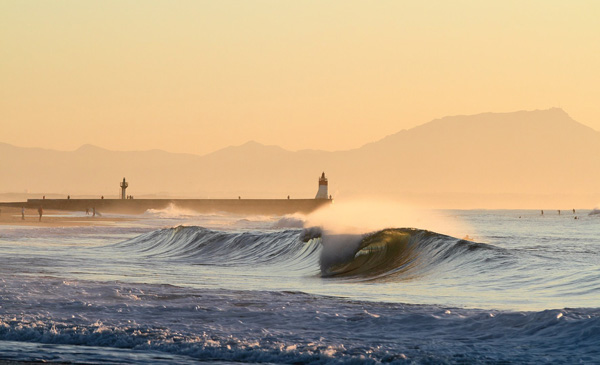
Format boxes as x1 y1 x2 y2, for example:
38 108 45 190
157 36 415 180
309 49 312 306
1 203 599 364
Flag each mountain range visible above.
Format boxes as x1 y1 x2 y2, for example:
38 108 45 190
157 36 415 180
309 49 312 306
1 108 599 208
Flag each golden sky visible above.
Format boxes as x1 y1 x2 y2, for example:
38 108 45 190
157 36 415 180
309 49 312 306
1 1 599 155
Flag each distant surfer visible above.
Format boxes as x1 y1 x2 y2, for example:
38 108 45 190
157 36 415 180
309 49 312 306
38 206 43 222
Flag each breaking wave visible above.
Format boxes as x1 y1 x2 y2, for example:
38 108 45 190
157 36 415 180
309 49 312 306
319 228 500 281
111 226 321 271
108 226 500 282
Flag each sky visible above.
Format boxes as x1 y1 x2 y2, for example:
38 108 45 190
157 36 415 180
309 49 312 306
1 1 599 155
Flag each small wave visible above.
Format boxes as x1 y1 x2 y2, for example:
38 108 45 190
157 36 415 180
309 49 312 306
271 216 305 229
143 204 200 218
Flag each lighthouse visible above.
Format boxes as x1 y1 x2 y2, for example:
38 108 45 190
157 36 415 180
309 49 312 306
120 178 128 199
315 172 329 199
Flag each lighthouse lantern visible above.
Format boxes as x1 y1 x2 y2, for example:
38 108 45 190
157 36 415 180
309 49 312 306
315 172 329 199
120 178 128 199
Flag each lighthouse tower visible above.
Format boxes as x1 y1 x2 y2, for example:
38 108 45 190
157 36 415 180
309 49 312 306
120 178 128 199
315 172 329 199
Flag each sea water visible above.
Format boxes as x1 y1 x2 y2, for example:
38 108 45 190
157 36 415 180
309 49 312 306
0 207 599 363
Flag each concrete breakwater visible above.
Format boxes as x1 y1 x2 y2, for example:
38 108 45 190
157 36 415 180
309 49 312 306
1 198 332 215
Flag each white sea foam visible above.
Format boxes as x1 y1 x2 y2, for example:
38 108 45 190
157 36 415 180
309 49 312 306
0 277 598 364
144 203 200 218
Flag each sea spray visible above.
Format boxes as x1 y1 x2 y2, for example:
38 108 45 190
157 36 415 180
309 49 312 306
303 199 471 238
318 233 364 276
144 203 202 218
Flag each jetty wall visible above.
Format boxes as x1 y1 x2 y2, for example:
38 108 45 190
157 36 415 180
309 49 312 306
4 199 332 215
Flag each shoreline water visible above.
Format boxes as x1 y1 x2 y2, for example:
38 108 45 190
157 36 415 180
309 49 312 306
1 208 599 363
0 207 136 227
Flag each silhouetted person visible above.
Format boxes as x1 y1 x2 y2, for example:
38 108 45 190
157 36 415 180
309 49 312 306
558 210 561 215
287 195 290 199
101 196 104 199
67 195 70 199
238 196 241 199
38 206 43 222
541 210 544 215
573 209 576 214
43 196 45 200
21 207 25 220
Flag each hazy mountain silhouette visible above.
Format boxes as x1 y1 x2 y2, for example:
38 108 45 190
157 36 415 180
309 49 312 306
1 108 599 208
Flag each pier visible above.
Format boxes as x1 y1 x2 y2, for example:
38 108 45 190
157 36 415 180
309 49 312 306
1 198 331 215
0 173 333 215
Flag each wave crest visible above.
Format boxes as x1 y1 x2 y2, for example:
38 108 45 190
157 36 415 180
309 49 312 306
109 226 500 282
320 228 497 281
111 226 321 270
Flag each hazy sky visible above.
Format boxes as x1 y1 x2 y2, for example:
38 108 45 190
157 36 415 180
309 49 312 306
2 1 599 155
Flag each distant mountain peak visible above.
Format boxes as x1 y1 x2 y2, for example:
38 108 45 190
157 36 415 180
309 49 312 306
361 108 595 150
240 140 264 147
203 140 291 159
435 107 570 122
547 106 566 113
75 144 107 152
232 140 289 151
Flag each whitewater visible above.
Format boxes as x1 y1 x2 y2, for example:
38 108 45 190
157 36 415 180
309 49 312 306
0 206 599 363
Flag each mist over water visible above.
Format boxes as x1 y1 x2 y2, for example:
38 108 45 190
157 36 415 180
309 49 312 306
1 206 599 363
304 199 470 237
